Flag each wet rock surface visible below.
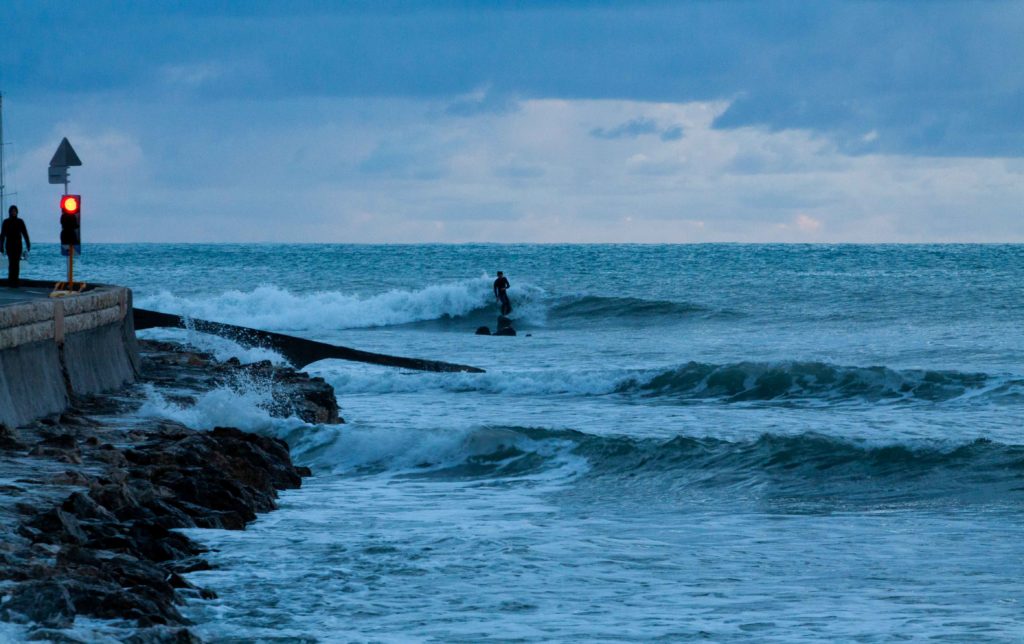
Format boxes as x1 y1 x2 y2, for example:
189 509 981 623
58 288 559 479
0 340 336 641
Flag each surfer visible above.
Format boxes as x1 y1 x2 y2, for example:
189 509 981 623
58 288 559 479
493 271 512 316
0 205 30 288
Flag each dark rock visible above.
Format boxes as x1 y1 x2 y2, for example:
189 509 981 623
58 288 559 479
27 508 88 545
14 502 39 516
475 326 491 335
39 434 77 449
63 577 185 626
266 368 343 424
1 423 25 450
49 470 92 487
497 315 513 329
126 522 204 562
144 499 199 530
0 580 75 628
57 547 179 607
28 442 82 464
494 327 517 336
93 448 129 467
16 525 43 542
62 491 118 523
90 481 143 520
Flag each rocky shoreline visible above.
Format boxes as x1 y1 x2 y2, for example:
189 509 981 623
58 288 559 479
0 340 341 642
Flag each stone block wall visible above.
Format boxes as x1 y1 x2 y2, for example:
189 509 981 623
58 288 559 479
0 284 139 428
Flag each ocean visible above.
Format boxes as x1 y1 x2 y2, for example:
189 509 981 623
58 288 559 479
18 243 1023 642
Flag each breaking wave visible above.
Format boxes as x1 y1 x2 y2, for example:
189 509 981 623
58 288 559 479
293 423 1024 508
136 279 496 332
135 281 724 333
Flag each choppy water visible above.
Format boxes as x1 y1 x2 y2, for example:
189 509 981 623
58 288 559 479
20 244 1024 642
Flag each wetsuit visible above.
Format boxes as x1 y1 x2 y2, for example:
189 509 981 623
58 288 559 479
0 216 30 287
493 275 512 316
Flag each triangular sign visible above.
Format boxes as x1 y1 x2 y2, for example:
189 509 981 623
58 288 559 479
49 137 82 167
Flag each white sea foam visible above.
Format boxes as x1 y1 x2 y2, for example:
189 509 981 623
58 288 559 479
141 327 286 365
138 279 497 331
136 375 308 436
135 375 351 466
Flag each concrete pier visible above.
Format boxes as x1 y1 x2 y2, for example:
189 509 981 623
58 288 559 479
0 279 140 428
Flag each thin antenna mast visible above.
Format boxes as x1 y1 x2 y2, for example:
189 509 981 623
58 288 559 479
0 91 6 215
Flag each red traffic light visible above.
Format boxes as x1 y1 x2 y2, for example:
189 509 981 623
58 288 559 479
61 195 81 216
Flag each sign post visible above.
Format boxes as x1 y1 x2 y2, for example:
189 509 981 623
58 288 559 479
48 138 83 294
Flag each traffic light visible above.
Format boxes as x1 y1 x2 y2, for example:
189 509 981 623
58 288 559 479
60 194 82 255
60 194 81 216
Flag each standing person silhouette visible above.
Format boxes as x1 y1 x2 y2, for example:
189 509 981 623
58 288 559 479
0 205 30 288
493 271 512 316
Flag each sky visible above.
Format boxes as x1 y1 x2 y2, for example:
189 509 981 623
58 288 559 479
1 0 1022 243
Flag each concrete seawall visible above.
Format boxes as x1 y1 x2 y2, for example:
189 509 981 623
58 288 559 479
0 280 140 428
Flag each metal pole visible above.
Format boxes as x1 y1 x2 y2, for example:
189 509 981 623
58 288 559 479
0 92 6 217
64 168 70 288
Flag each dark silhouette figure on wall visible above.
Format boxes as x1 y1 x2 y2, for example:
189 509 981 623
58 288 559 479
0 205 30 287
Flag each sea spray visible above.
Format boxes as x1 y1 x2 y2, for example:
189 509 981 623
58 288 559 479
137 367 308 434
144 327 287 366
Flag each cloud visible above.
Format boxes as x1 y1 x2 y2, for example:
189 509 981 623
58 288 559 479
5 93 1022 243
5 3 1019 157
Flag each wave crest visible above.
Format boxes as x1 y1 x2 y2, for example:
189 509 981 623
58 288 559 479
137 279 495 331
617 361 1005 403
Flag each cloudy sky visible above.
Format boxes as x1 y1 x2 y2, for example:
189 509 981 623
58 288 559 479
2 1 1022 243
